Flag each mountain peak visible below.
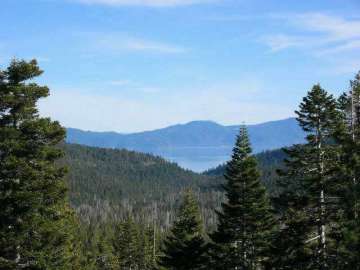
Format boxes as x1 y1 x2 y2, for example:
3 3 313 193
184 120 222 127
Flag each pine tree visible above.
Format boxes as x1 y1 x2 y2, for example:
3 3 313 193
141 224 158 270
334 72 360 268
270 145 318 269
113 215 143 270
95 224 119 270
0 59 79 269
78 221 99 270
209 126 276 270
158 190 207 270
275 84 342 269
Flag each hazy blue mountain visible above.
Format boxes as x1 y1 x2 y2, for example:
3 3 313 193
66 118 304 171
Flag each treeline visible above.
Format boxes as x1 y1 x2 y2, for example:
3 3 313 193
1 59 360 269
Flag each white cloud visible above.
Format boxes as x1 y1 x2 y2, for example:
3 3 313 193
73 0 216 7
294 13 360 41
317 40 360 55
263 13 360 55
92 34 187 54
262 34 310 52
121 38 186 53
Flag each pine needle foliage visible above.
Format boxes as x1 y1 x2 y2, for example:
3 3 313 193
159 190 208 270
209 126 276 270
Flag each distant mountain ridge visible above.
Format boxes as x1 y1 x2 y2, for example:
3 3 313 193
66 118 305 171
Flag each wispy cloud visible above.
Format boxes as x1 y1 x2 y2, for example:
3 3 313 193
73 0 216 7
92 34 187 54
262 34 312 52
263 13 360 55
317 40 360 55
293 13 360 41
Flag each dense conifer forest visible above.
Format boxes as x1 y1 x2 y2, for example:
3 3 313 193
62 142 286 229
1 59 360 269
61 142 219 228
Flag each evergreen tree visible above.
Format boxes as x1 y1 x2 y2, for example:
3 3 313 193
140 224 158 270
92 223 118 270
159 190 207 270
78 221 96 270
275 84 341 269
113 215 143 270
0 59 79 269
209 126 276 270
334 72 360 268
270 145 318 269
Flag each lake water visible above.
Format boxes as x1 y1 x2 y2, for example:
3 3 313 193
165 155 230 173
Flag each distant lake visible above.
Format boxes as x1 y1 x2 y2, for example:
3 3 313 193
165 155 230 173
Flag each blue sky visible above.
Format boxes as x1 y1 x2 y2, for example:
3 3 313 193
1 0 360 132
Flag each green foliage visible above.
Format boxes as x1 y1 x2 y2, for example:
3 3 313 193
159 190 207 270
62 143 221 229
204 148 287 195
333 72 360 268
0 59 81 269
273 85 343 269
209 127 276 270
63 143 211 206
114 216 144 269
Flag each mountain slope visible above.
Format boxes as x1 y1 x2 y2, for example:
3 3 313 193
61 143 217 227
66 118 304 171
62 143 286 227
62 143 210 207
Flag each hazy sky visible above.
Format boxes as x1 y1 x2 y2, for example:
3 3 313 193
1 0 360 132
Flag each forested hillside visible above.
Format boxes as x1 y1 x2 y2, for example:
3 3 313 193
62 143 220 228
62 143 286 228
63 143 210 205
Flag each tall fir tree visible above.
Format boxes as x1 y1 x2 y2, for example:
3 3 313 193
94 224 118 270
209 126 276 270
0 59 80 269
334 72 360 268
274 84 342 269
270 145 320 269
113 215 144 270
141 224 158 270
158 190 207 270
